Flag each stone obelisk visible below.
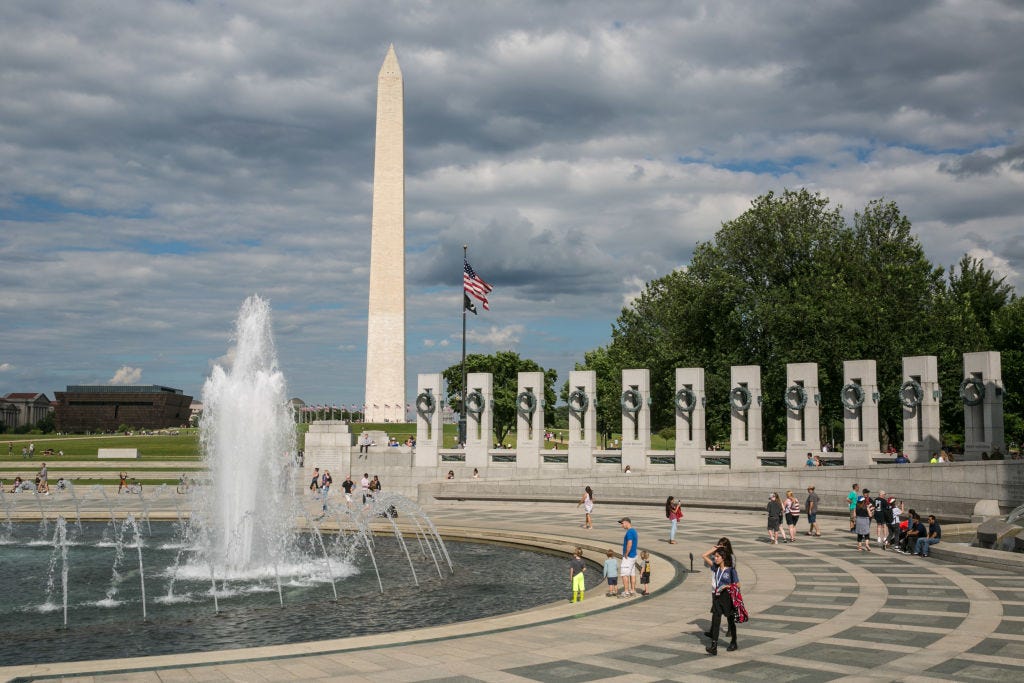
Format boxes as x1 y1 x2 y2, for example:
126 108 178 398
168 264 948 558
364 44 405 424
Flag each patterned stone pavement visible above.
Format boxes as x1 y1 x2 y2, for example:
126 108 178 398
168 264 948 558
4 500 1024 682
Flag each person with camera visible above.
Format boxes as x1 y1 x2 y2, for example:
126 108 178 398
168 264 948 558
702 546 740 655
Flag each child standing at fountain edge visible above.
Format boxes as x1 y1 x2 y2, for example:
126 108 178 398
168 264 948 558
570 546 586 602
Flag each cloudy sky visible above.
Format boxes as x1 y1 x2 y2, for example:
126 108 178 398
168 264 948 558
2 1 1022 408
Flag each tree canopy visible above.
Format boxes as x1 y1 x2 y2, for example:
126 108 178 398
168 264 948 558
581 188 1022 449
442 351 558 445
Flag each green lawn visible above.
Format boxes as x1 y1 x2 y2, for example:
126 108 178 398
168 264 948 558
2 431 201 460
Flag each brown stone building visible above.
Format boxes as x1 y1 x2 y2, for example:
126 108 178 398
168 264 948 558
54 385 193 433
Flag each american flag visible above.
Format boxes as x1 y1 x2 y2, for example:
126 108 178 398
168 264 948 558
463 259 492 311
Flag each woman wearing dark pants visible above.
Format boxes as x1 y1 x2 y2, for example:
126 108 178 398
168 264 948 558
704 549 739 655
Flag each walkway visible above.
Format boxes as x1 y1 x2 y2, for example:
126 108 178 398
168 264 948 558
4 501 1024 682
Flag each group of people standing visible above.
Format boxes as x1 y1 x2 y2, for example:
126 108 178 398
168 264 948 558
765 488 821 543
309 469 382 511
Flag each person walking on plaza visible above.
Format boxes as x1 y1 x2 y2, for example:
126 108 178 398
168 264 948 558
309 467 320 494
569 546 586 602
847 483 860 531
805 486 821 536
37 462 49 494
766 492 783 544
577 485 594 529
704 548 740 655
618 517 639 597
602 549 619 596
854 496 872 551
783 490 801 542
873 490 891 544
666 495 683 544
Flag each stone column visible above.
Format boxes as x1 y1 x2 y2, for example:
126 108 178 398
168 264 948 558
464 372 493 469
515 371 544 469
413 373 442 468
842 360 880 467
785 363 821 468
568 370 596 470
620 369 650 471
901 356 940 463
674 368 705 470
729 365 762 469
963 351 1006 460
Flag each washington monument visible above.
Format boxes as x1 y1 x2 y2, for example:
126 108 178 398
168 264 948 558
364 44 405 423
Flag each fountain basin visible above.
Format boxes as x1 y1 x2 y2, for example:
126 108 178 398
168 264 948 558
0 521 575 667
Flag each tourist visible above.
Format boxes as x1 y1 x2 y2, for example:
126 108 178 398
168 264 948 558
602 549 619 597
895 452 910 463
446 470 455 480
37 463 49 494
805 486 821 536
618 517 639 597
357 432 370 456
371 475 381 496
900 512 925 553
623 465 632 474
783 490 800 542
766 492 783 544
883 497 902 549
914 515 942 557
577 485 594 529
665 495 683 544
118 471 129 494
805 452 815 467
847 483 860 531
320 470 333 512
11 476 23 492
813 455 822 467
360 473 370 503
638 550 652 596
309 467 320 494
704 548 739 655
472 468 480 479
854 497 872 551
873 490 891 544
342 474 355 504
569 546 586 602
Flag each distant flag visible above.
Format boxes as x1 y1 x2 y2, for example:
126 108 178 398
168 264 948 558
463 293 478 315
463 259 492 311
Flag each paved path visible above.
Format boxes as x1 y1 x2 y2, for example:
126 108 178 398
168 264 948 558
4 500 1024 682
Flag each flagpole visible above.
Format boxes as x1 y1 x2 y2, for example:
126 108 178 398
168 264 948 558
459 243 468 448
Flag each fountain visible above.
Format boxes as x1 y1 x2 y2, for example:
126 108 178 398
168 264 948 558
0 296 569 668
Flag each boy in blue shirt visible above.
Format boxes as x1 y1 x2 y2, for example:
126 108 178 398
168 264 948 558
602 549 619 596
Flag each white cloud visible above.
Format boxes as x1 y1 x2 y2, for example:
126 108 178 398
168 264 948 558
108 365 143 385
465 325 524 348
0 363 12 372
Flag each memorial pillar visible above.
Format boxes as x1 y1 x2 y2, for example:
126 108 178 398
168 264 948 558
567 370 597 470
785 363 821 468
901 356 940 463
621 369 650 471
515 371 544 469
729 365 762 469
963 351 1006 460
464 372 493 469
842 360 880 466
674 368 705 470
413 373 442 468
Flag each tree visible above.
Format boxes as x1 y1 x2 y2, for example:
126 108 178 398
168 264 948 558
595 189 997 451
442 351 558 445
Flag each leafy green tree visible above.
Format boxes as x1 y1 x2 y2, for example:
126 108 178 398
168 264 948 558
442 351 558 445
596 189 996 451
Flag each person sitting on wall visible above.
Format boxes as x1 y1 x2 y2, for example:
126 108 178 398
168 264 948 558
805 452 815 467
895 452 909 463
